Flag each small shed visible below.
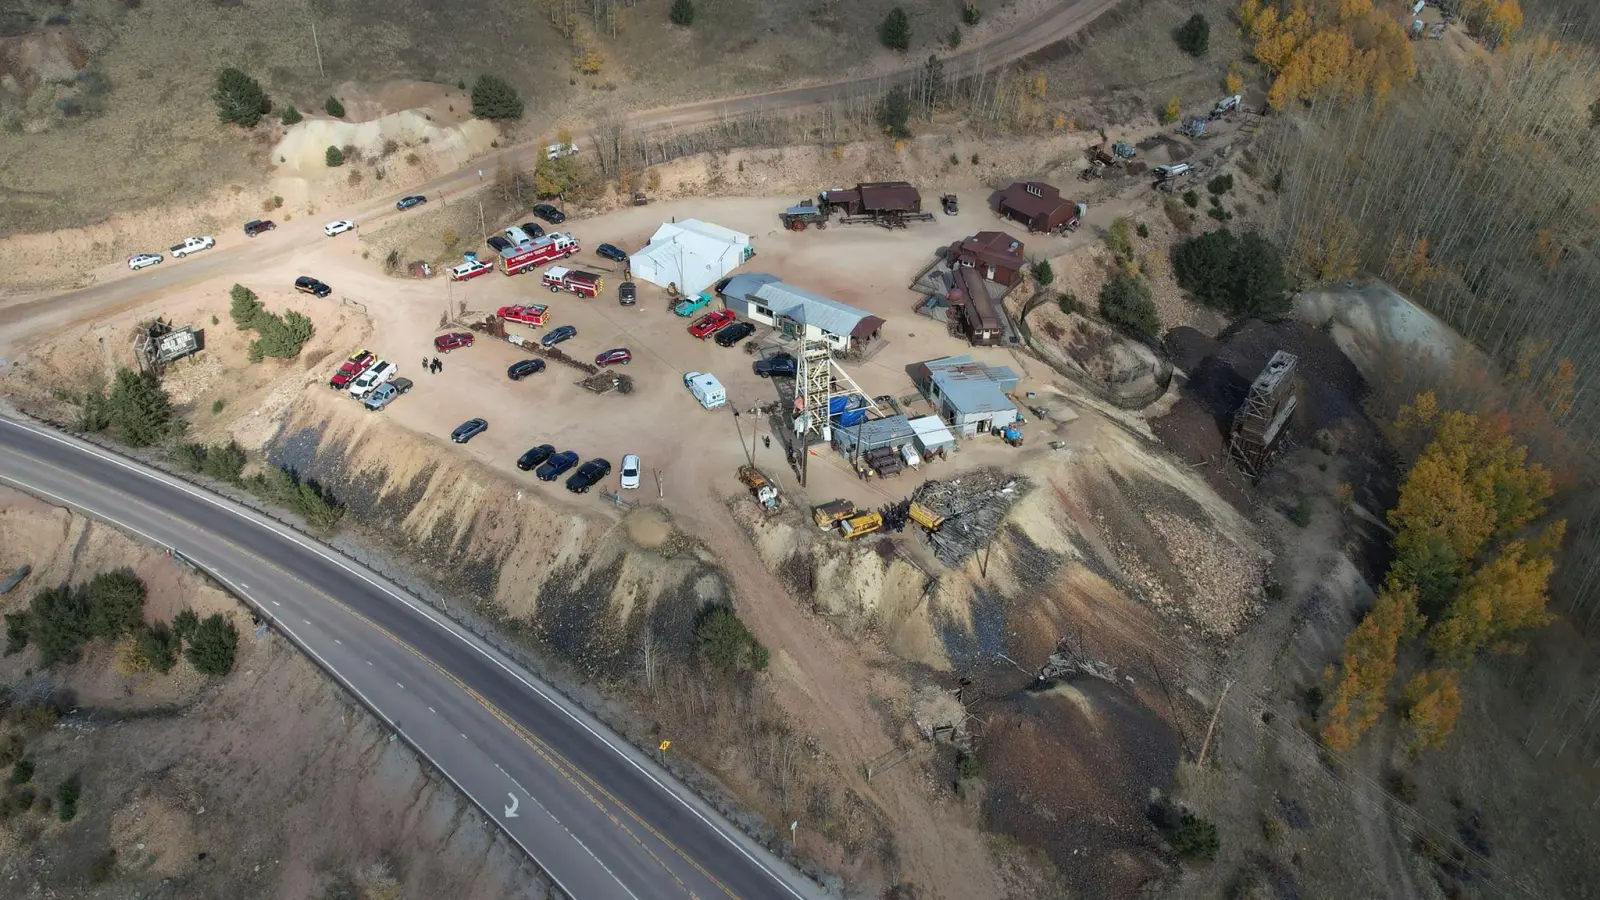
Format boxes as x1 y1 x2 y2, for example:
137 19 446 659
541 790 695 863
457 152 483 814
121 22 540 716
949 231 1026 285
997 182 1079 234
908 416 956 455
834 414 917 457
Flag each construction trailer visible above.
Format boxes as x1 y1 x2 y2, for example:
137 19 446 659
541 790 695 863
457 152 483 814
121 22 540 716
1228 350 1299 477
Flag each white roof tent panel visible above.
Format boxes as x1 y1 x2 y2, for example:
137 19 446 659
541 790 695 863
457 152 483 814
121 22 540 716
632 220 751 297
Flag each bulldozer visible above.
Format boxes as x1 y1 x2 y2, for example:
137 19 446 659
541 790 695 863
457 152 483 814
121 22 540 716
737 465 780 512
839 511 884 540
813 499 856 530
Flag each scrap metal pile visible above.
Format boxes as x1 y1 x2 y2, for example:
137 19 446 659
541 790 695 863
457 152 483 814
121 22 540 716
911 469 1031 567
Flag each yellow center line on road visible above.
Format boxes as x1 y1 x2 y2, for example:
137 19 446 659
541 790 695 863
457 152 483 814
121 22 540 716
0 446 732 900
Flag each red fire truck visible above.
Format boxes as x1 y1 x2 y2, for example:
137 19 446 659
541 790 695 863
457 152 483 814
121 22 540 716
542 266 604 298
498 232 579 276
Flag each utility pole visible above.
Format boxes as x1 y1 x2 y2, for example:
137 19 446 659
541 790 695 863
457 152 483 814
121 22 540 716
979 529 994 578
478 201 488 247
731 408 753 467
1196 679 1233 768
653 468 663 499
311 21 325 79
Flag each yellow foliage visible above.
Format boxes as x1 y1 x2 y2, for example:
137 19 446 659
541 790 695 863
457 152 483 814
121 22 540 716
557 128 573 147
576 42 603 75
1242 0 1414 109
1428 532 1561 664
893 139 906 153
1321 583 1420 752
1400 669 1462 752
1541 358 1576 420
1051 114 1067 130
1031 74 1048 98
831 144 844 160
1468 0 1523 48
1225 65 1244 94
646 168 662 192
1161 96 1181 123
1335 482 1354 508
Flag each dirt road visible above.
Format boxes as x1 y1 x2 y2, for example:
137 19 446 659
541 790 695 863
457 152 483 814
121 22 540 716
0 0 1119 347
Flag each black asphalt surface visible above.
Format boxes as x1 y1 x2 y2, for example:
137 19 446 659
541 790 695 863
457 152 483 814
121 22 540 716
0 417 822 900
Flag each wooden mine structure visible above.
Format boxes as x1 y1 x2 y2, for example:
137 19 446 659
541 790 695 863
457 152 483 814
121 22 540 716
1228 350 1299 477
816 182 936 228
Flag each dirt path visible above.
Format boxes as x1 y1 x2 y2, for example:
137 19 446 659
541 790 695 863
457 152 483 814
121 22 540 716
690 498 1004 899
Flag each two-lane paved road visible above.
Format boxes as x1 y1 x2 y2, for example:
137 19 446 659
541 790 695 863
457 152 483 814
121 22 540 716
0 416 821 900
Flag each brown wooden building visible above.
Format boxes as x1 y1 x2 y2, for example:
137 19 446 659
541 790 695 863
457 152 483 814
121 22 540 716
949 231 1026 285
819 182 923 216
997 181 1079 233
948 266 1005 346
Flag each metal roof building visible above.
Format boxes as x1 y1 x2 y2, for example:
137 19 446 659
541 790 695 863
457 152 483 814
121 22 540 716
912 355 1019 435
833 413 918 456
719 272 886 352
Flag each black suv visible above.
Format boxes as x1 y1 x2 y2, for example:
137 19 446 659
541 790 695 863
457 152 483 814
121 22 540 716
244 219 276 237
618 281 636 306
714 322 756 347
753 353 796 378
532 204 566 224
517 444 556 471
294 276 332 297
519 222 546 240
451 418 488 443
565 458 611 493
507 359 546 380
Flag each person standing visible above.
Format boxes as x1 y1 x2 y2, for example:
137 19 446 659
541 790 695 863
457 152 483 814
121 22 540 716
423 356 430 372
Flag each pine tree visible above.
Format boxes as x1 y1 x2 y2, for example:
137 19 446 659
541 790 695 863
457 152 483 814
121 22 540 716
213 68 269 127
105 368 179 448
880 7 912 52
669 0 695 26
471 74 524 120
1176 13 1210 56
186 614 238 676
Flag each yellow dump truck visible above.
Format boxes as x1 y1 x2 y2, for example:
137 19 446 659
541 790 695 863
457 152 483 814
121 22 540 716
907 501 945 532
839 511 884 540
813 499 857 530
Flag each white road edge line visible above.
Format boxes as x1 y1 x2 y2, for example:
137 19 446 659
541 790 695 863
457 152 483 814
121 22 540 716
2 416 809 899
0 469 591 900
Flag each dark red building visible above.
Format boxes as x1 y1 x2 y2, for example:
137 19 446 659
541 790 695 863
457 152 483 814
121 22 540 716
997 181 1079 233
949 231 1026 285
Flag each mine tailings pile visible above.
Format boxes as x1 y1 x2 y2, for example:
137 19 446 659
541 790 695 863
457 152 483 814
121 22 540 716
910 468 1031 568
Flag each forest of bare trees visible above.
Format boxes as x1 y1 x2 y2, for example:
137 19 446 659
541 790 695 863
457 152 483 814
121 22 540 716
1256 32 1600 767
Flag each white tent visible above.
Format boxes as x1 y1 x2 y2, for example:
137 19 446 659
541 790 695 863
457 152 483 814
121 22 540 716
629 220 752 297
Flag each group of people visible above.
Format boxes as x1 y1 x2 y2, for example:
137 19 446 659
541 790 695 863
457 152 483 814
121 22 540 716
421 356 443 374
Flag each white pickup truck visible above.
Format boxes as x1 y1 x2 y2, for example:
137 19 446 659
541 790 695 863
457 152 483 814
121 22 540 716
170 236 215 258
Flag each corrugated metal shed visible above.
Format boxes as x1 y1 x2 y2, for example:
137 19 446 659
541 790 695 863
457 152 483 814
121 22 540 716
834 414 917 455
922 355 1019 417
722 273 883 339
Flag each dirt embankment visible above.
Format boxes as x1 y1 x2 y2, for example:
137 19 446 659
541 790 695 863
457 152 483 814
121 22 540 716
0 487 549 899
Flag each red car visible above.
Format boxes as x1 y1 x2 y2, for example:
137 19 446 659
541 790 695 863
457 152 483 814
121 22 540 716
328 349 374 389
594 347 632 367
497 304 549 327
688 309 735 339
434 332 475 353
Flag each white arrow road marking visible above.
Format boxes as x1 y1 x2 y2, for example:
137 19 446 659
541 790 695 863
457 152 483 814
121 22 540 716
505 792 520 818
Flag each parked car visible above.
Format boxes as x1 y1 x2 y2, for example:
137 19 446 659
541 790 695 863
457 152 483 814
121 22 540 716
546 142 579 160
169 236 215 258
618 281 636 306
451 418 488 443
688 309 735 338
536 450 580 481
396 195 427 210
619 455 641 490
448 258 494 281
673 292 712 317
487 235 513 253
594 348 631 367
294 275 332 297
518 222 546 240
596 243 627 263
434 332 475 353
517 444 556 471
328 350 374 389
753 353 797 378
507 359 546 380
540 325 577 347
323 219 356 237
504 225 532 245
243 219 276 237
566 458 612 493
363 377 413 411
127 253 162 270
714 322 756 347
531 203 566 224
348 360 396 399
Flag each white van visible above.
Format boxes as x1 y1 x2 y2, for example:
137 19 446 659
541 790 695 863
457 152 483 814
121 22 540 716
505 225 532 246
683 372 726 410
